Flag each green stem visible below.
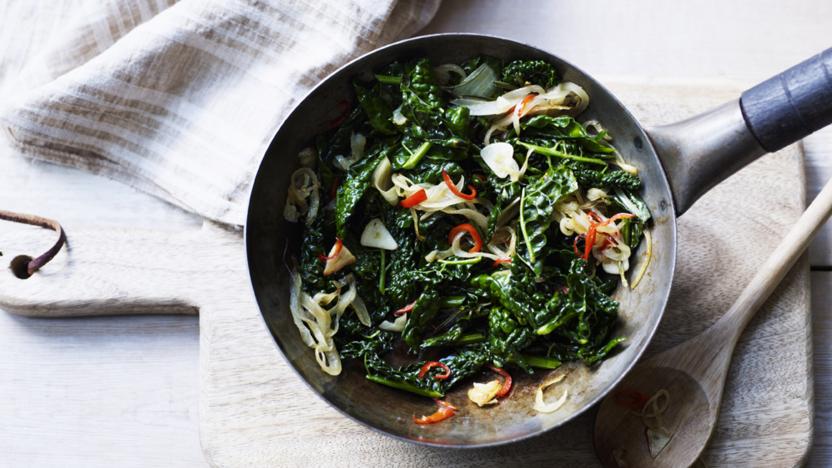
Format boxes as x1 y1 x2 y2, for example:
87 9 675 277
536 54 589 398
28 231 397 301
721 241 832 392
519 141 607 166
520 354 562 369
365 374 443 398
440 295 466 308
402 141 432 169
535 311 578 335
375 74 402 85
438 256 481 265
519 187 534 263
378 250 386 293
455 332 485 345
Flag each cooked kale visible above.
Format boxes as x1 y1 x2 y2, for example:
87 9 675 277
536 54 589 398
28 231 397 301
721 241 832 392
286 55 650 401
501 59 558 88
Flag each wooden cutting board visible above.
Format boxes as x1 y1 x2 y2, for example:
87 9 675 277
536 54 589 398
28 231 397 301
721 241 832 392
0 83 812 467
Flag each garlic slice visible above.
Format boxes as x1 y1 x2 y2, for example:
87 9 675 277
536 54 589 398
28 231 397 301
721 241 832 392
360 218 398 250
480 142 521 181
323 243 356 276
468 379 502 407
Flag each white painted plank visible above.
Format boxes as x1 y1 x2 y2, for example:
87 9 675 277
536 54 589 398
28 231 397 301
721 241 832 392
0 139 206 467
0 313 205 468
808 271 832 468
805 130 832 265
0 1 829 466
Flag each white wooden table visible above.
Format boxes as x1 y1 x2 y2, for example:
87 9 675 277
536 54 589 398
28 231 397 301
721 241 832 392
1 1 830 466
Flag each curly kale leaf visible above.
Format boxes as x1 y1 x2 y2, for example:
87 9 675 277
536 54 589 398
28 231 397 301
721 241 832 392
501 59 558 89
354 82 397 135
334 150 386 238
519 165 578 274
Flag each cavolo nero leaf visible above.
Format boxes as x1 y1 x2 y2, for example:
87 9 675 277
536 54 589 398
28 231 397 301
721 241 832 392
519 165 578 275
522 115 615 155
354 82 397 135
335 150 386 238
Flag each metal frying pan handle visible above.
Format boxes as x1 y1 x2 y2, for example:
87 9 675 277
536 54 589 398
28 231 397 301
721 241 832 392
647 48 832 215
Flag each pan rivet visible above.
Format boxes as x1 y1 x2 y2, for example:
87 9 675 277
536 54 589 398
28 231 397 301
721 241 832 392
660 199 668 211
633 136 644 149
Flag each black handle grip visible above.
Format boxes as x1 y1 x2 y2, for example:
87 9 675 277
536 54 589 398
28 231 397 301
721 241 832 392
740 48 832 152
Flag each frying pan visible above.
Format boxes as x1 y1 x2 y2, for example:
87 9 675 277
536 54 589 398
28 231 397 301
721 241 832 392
247 34 831 447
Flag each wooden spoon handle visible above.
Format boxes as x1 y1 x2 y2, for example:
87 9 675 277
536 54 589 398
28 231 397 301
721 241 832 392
719 178 832 338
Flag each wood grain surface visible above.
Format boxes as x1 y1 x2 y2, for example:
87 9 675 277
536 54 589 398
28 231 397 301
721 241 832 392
2 83 810 466
201 84 813 467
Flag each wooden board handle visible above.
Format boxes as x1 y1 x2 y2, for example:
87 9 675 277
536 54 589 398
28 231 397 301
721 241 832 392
0 224 238 317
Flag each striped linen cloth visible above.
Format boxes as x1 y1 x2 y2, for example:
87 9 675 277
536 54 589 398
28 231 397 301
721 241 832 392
0 0 440 226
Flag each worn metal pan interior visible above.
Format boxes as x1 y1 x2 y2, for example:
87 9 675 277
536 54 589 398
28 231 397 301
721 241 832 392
245 33 677 447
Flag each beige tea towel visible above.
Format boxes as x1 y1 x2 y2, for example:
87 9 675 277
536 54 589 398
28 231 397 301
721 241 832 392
0 0 441 226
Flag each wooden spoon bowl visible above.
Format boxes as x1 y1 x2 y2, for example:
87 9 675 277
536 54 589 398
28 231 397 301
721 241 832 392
594 366 710 467
594 177 832 467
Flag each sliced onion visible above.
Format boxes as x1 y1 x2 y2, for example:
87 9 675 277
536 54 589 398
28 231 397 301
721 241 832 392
379 314 407 332
630 229 652 290
298 147 316 167
587 188 608 202
351 132 366 160
289 271 316 347
435 63 467 85
372 157 398 205
452 85 544 116
352 294 371 327
392 105 407 126
533 373 568 413
528 82 590 117
449 63 497 98
360 218 398 250
284 167 320 225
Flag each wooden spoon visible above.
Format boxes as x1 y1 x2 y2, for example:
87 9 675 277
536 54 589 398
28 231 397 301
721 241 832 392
594 178 832 468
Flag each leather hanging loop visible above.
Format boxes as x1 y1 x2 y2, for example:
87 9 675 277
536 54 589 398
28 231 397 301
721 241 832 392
0 210 66 279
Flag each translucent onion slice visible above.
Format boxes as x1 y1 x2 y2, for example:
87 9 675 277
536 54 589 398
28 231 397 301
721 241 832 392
351 294 371 327
587 188 608 202
360 218 398 250
533 373 568 413
630 229 652 290
372 157 398 205
284 167 320 225
528 82 590 116
289 271 316 347
379 314 407 332
435 63 467 85
451 84 544 116
392 105 407 126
